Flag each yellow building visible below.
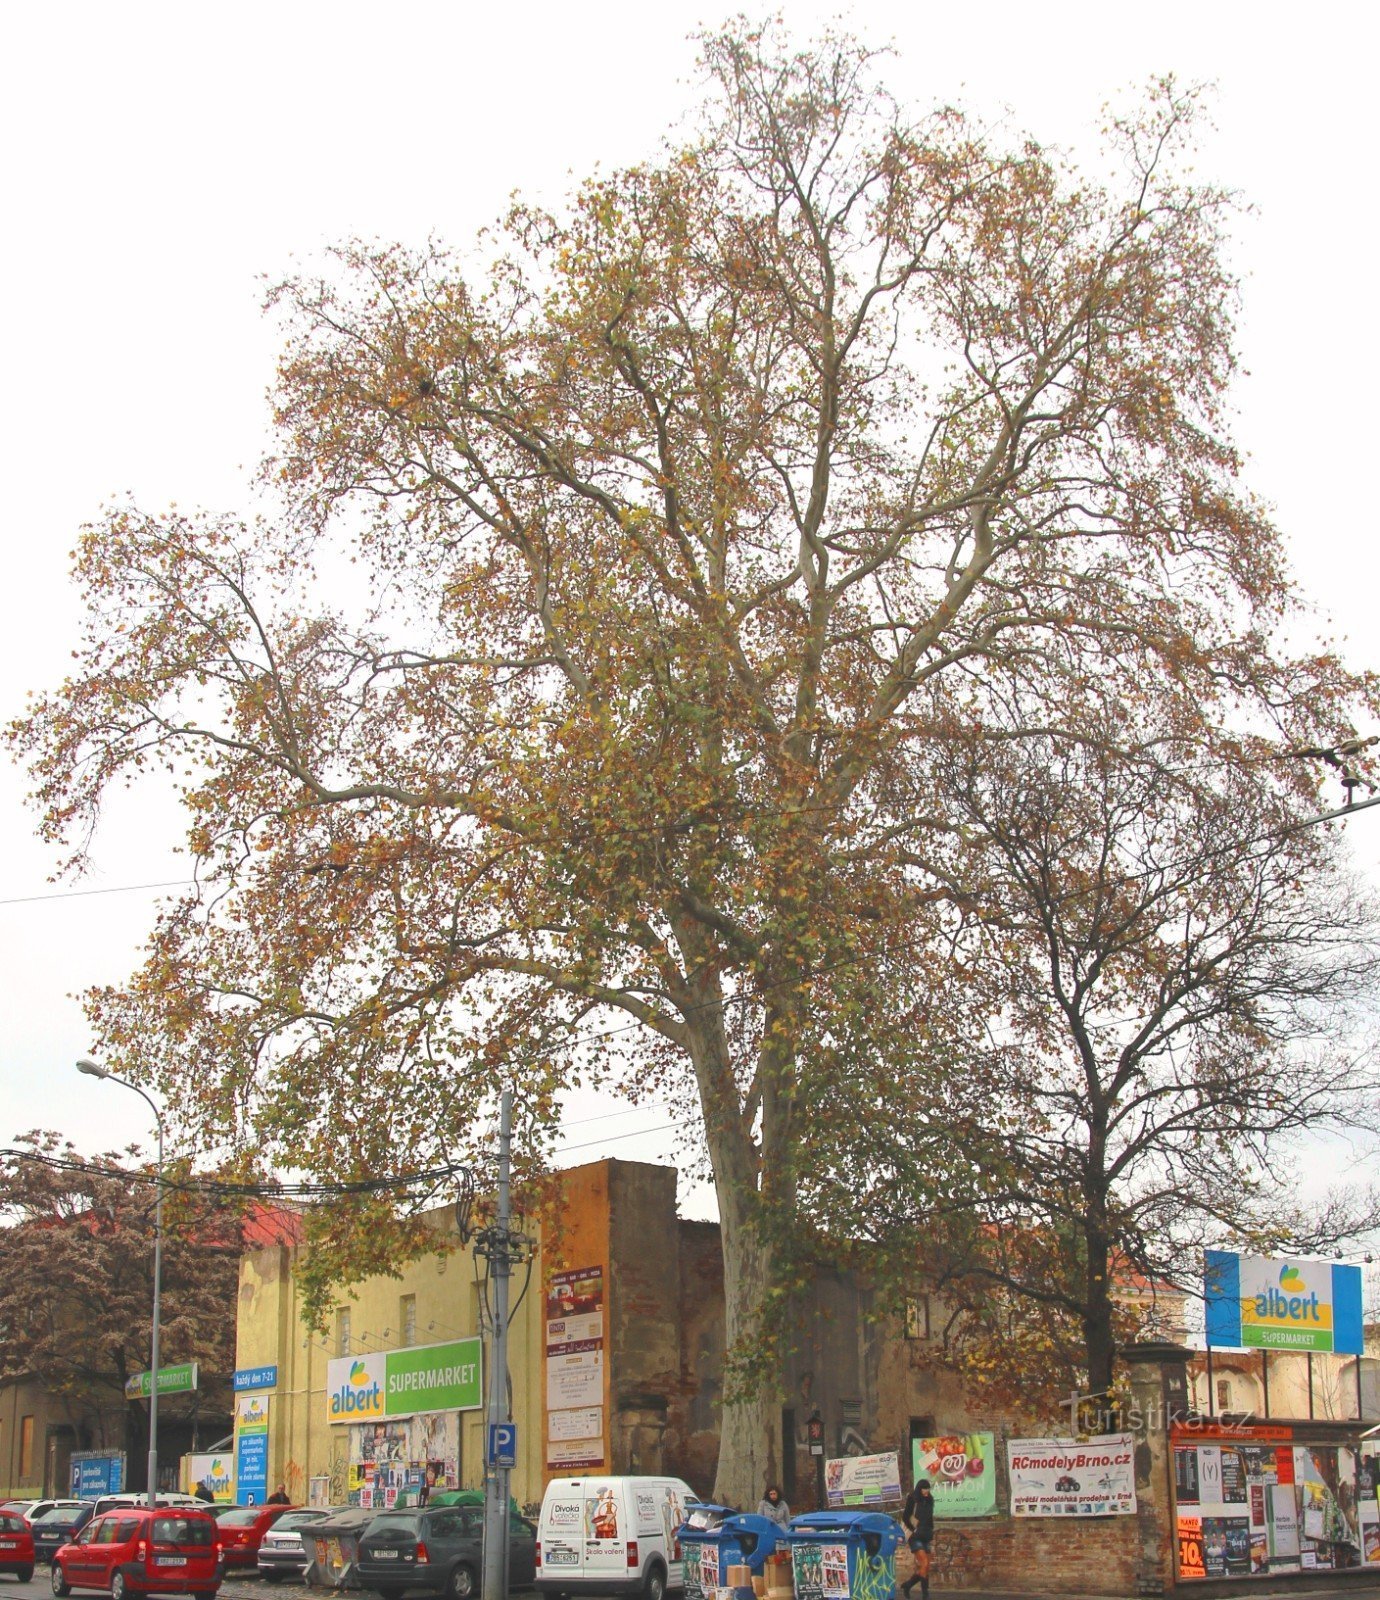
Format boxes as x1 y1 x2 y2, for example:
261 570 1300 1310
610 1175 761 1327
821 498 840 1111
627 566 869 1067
235 1203 548 1508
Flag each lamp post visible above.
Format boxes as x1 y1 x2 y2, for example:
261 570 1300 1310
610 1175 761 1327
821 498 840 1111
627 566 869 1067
77 1058 164 1509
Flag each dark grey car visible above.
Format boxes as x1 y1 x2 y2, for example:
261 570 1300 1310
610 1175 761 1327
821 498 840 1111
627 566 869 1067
358 1507 536 1600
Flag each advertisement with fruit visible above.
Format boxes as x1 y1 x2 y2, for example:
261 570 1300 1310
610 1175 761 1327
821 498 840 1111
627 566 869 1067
912 1433 998 1518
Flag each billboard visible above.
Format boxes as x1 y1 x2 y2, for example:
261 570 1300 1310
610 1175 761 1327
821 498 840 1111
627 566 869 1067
913 1434 997 1518
1007 1434 1137 1517
1205 1251 1363 1354
326 1337 482 1424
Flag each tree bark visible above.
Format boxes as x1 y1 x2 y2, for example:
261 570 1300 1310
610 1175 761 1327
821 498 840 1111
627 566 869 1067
712 1190 779 1507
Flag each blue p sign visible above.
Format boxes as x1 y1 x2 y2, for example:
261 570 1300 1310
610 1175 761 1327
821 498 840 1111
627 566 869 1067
488 1422 517 1468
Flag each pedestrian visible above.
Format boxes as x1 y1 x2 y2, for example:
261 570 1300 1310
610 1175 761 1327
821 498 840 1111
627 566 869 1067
267 1484 290 1505
195 1479 216 1504
900 1479 934 1599
757 1485 790 1528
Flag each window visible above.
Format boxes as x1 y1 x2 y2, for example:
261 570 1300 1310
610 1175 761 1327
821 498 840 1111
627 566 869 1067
1217 1379 1233 1412
401 1294 417 1348
336 1307 352 1357
904 1297 931 1340
151 1517 213 1546
19 1414 34 1479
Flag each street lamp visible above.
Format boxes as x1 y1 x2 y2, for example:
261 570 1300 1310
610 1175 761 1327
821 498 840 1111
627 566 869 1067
77 1058 164 1509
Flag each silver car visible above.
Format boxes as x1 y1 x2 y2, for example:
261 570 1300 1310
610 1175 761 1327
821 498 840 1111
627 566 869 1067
258 1508 335 1581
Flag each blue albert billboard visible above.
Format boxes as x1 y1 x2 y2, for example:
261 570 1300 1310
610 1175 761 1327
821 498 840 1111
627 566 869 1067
1205 1249 1363 1353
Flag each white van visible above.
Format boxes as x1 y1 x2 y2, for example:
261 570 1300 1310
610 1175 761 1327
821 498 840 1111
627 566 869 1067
536 1476 699 1600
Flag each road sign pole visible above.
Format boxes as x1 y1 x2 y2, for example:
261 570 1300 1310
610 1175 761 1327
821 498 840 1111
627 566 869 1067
481 1089 514 1600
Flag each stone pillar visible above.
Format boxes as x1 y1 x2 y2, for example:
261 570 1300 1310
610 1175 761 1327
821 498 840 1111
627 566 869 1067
1121 1342 1193 1597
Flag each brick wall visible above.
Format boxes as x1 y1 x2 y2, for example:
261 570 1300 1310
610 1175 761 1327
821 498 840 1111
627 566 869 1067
896 1516 1138 1595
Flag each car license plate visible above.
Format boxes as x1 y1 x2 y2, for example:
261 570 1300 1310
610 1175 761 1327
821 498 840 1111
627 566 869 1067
157 1556 187 1566
374 1550 399 1559
0 1540 16 1549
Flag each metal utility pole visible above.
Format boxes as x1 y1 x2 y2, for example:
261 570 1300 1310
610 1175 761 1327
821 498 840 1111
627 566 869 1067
478 1088 519 1600
77 1059 164 1507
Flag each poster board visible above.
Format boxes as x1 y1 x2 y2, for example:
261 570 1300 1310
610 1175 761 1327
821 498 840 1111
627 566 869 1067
912 1435 997 1518
1007 1435 1136 1516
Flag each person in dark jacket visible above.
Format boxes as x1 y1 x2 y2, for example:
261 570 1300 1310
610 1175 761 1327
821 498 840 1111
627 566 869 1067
901 1479 934 1599
267 1485 290 1505
195 1479 216 1504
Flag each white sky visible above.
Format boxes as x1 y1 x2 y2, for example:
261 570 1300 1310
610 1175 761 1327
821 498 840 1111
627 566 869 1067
2 1 1378 1223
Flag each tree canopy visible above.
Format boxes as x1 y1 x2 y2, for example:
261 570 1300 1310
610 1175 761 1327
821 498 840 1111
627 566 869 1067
806 721 1380 1411
11 25 1376 1498
0 1133 253 1479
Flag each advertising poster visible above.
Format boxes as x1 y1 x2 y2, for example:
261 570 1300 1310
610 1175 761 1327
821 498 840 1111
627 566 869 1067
547 1439 607 1470
547 1351 604 1411
913 1435 997 1518
346 1412 458 1507
71 1452 124 1498
824 1450 901 1509
547 1266 606 1469
1178 1513 1205 1580
791 1540 850 1600
325 1338 482 1424
549 1406 603 1442
1204 1250 1363 1354
1269 1482 1300 1558
235 1393 270 1505
185 1452 233 1503
547 1267 604 1319
1007 1435 1136 1517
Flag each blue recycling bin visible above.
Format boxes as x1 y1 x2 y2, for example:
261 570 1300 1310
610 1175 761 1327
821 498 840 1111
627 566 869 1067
677 1505 737 1600
785 1512 902 1600
719 1513 783 1573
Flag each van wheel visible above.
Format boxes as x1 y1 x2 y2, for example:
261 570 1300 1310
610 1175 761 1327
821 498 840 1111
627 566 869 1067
52 1565 72 1597
643 1565 667 1600
449 1564 477 1600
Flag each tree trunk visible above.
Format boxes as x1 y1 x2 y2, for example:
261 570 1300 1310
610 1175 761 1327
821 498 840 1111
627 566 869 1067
712 1192 780 1506
1083 1224 1115 1406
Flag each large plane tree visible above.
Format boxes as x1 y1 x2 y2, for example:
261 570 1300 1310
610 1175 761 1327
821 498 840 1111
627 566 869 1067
12 27 1372 1500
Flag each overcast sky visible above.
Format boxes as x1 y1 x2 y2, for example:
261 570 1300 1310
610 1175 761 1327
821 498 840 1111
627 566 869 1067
2 1 1377 1219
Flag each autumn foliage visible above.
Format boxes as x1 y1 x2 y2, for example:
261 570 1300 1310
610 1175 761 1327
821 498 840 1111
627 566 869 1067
11 26 1377 1498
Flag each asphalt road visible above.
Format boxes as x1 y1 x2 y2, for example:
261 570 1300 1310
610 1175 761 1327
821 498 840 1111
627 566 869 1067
0 1574 318 1600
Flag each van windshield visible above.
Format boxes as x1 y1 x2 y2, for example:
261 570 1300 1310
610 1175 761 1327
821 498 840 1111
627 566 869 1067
152 1518 214 1546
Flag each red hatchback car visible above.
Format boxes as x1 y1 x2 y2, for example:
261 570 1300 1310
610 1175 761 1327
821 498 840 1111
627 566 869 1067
51 1507 222 1600
0 1510 36 1582
212 1506 296 1569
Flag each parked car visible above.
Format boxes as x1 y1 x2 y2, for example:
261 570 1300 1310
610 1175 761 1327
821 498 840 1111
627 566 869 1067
2 1499 85 1525
212 1504 296 1569
50 1506 223 1600
357 1505 536 1600
90 1495 205 1521
0 1510 36 1583
256 1509 333 1583
31 1505 98 1565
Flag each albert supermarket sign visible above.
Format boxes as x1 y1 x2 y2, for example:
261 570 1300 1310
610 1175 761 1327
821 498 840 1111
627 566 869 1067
326 1337 482 1423
1205 1250 1363 1354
